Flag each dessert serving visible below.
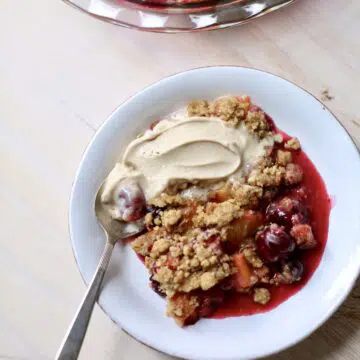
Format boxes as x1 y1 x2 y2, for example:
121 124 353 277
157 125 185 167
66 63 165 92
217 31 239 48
99 95 331 327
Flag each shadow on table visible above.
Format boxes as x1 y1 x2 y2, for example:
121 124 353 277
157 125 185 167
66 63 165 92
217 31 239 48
264 278 360 360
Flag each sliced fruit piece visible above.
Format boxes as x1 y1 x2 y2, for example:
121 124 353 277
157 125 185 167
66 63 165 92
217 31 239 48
226 211 264 252
232 253 253 289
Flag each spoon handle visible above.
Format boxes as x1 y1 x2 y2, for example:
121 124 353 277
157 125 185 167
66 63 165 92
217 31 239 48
55 240 115 360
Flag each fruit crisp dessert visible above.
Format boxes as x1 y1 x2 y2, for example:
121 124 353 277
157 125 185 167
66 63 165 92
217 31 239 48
100 95 331 327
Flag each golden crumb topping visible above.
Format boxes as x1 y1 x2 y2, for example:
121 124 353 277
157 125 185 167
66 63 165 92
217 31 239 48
194 200 243 228
187 96 251 128
209 96 248 126
233 184 263 208
148 193 184 208
243 248 264 269
133 227 234 296
247 165 285 187
187 100 210 117
285 137 301 150
253 288 271 305
276 150 293 166
244 109 272 138
161 209 183 231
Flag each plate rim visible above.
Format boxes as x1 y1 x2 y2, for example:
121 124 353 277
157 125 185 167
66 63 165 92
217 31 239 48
68 65 360 360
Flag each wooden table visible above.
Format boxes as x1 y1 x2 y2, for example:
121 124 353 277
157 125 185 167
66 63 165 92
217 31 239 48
1 0 360 359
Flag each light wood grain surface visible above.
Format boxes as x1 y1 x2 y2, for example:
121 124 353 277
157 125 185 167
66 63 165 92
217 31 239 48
1 0 360 359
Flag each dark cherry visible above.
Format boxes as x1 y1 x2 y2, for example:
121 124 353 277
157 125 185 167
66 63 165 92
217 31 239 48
150 278 166 298
117 183 145 222
256 224 295 263
145 205 162 229
266 196 308 229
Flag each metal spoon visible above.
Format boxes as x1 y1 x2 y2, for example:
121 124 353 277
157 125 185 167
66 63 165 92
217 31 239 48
55 184 144 360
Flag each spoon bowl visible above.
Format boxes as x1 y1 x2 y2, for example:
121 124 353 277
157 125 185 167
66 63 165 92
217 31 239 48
95 183 145 243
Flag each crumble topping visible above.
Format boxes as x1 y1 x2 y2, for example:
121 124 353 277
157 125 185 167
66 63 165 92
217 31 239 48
270 262 303 285
276 150 292 166
150 237 171 258
243 247 264 269
188 96 253 128
285 137 301 150
247 165 285 187
133 227 234 296
145 212 154 227
187 96 272 137
233 184 263 208
148 193 184 208
194 200 243 228
161 209 183 230
274 133 284 143
253 288 271 305
187 100 210 117
209 183 264 209
244 109 272 138
209 96 248 126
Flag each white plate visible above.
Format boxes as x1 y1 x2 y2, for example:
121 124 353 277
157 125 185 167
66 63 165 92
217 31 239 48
69 67 360 360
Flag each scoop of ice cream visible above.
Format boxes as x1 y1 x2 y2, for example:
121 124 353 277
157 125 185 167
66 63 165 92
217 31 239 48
100 115 274 220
